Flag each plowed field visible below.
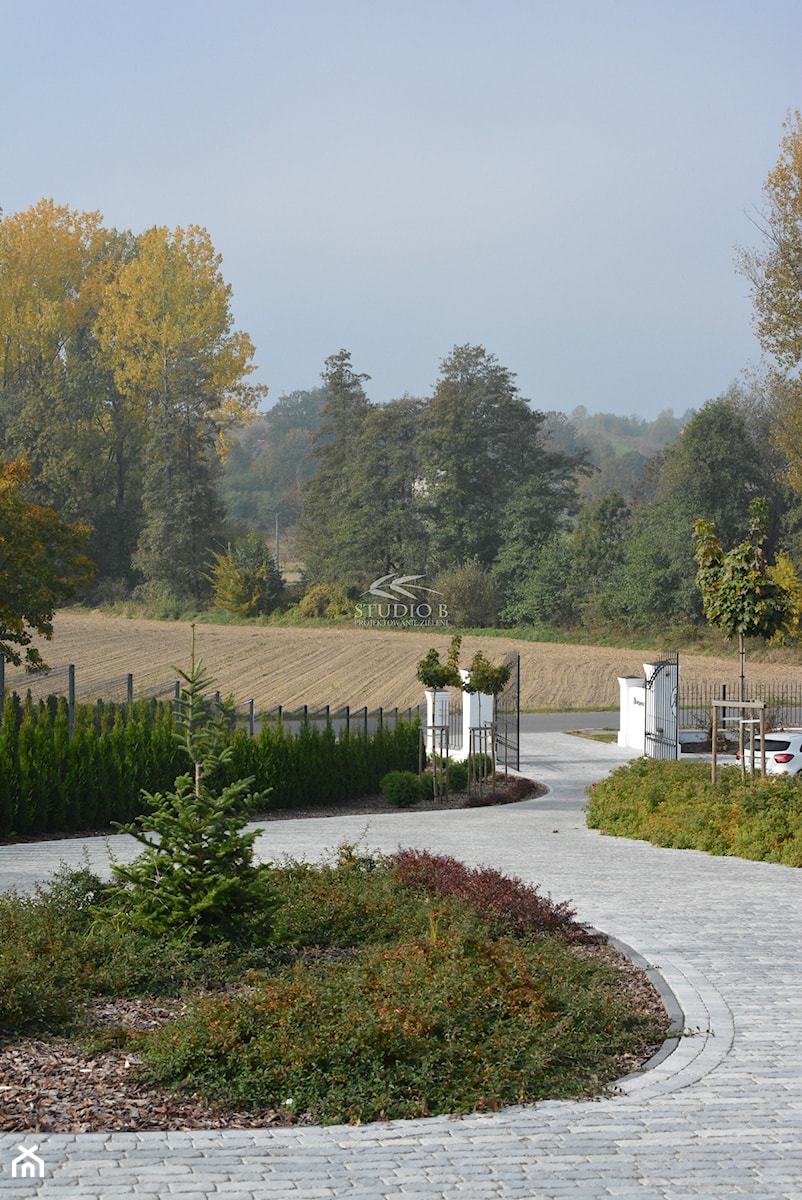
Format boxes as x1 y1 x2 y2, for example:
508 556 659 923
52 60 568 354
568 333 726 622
5 610 801 712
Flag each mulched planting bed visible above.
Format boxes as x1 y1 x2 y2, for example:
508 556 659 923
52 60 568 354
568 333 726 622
0 942 669 1133
0 775 673 1132
0 776 545 844
253 775 546 820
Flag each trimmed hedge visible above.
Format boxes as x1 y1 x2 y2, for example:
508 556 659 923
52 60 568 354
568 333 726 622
214 717 420 811
0 693 420 838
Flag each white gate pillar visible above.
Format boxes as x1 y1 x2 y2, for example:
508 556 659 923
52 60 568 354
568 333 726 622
455 670 493 763
618 675 646 751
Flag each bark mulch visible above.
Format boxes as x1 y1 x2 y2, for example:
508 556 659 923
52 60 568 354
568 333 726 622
0 943 670 1133
0 778 672 1133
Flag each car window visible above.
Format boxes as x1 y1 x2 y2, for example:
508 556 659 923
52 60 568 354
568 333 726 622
754 739 791 752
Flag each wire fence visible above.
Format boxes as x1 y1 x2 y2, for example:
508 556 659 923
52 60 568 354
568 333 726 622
679 680 802 731
0 659 424 738
6 660 801 738
0 661 178 707
255 703 425 738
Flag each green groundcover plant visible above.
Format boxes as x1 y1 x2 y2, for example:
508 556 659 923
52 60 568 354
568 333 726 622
586 758 802 866
0 848 668 1125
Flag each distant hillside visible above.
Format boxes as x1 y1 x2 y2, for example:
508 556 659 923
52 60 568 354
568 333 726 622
545 406 692 501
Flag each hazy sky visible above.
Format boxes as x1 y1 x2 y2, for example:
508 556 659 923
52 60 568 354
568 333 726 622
3 0 801 418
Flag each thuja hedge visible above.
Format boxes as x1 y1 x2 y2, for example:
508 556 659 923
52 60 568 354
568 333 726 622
0 694 181 838
213 719 419 812
0 693 420 839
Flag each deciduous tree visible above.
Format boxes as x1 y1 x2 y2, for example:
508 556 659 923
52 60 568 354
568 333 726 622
694 497 791 697
95 224 266 598
610 388 789 629
0 457 93 667
738 111 802 492
222 388 327 532
0 202 141 585
433 560 500 627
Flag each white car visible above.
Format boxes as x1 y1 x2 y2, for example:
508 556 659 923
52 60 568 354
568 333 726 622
737 730 802 777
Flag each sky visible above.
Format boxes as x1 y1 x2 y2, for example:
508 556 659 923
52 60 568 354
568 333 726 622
3 0 801 420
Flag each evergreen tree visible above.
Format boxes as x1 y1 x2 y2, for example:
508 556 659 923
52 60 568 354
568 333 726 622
421 345 535 569
109 634 275 946
355 396 429 576
297 350 373 585
209 532 282 617
421 345 587 577
132 356 225 601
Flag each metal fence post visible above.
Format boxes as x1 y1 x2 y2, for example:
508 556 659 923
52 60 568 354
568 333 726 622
68 664 76 738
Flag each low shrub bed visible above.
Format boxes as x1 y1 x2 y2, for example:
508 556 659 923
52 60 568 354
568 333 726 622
586 758 802 866
0 850 669 1128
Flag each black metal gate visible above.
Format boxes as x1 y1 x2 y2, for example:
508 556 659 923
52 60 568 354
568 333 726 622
644 651 679 760
494 652 520 771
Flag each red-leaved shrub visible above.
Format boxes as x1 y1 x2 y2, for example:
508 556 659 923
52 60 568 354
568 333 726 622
390 849 592 941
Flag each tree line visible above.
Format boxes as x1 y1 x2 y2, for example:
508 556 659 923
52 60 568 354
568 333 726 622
224 359 801 635
4 110 802 647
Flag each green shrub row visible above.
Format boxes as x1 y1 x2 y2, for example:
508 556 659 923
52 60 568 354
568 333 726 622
215 717 420 811
0 692 420 838
0 694 182 838
586 758 802 866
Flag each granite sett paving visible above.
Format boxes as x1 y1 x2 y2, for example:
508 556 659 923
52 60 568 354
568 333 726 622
1 732 801 1199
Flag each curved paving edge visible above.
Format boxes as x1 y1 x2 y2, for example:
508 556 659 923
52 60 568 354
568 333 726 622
604 935 735 1099
531 766 738 1105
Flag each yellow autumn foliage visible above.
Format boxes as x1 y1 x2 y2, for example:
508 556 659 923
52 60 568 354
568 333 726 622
94 224 266 455
769 551 802 643
0 199 110 388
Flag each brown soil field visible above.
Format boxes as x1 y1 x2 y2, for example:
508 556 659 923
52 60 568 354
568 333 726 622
5 610 802 712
